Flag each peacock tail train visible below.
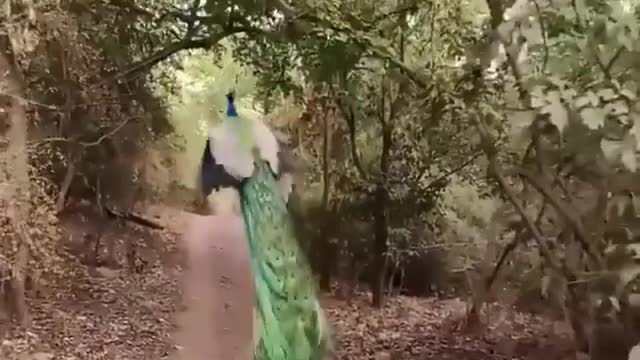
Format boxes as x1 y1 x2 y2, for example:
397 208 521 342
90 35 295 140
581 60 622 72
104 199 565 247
241 159 332 360
199 92 332 359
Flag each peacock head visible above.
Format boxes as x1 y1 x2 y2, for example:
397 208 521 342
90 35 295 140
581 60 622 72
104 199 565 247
225 92 238 117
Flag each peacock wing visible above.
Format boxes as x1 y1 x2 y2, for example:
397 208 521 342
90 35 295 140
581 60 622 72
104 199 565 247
208 121 254 179
252 118 280 174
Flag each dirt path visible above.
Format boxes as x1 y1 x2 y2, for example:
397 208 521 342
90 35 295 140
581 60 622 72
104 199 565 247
174 212 254 360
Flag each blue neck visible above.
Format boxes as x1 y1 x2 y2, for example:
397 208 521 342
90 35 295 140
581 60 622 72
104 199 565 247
226 99 238 117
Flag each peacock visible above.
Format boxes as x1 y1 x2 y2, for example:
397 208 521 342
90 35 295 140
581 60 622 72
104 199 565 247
197 92 332 360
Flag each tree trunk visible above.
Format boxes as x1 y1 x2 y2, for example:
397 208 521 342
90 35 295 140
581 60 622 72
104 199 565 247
318 104 334 291
318 206 338 291
9 245 29 324
56 152 77 212
0 36 32 325
371 183 389 308
370 105 392 307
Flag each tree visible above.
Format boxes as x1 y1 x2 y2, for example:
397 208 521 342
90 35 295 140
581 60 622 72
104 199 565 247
452 0 640 356
0 35 32 324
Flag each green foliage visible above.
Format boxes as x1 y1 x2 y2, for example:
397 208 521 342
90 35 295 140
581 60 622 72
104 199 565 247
452 0 640 353
434 174 504 270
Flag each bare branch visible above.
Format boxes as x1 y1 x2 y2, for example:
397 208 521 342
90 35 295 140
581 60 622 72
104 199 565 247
0 90 58 111
34 115 140 147
421 152 482 191
518 168 604 268
491 161 564 273
531 0 549 71
596 46 625 79
485 229 525 290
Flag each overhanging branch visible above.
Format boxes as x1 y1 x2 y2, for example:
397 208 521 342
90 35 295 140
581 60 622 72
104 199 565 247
91 26 251 88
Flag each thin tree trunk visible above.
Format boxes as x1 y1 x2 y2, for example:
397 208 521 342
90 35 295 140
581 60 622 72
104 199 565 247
319 104 334 291
371 183 389 308
10 243 29 324
0 36 32 325
56 153 77 212
370 108 392 307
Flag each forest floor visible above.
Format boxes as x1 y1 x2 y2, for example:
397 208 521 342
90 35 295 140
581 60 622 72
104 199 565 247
0 204 576 360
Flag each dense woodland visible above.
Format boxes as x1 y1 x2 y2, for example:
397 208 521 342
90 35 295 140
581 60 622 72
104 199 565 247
2 0 640 359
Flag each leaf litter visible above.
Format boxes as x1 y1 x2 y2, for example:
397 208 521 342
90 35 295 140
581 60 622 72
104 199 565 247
324 292 576 360
0 206 575 360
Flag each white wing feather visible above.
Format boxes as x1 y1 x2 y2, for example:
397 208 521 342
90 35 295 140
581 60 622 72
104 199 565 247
208 123 254 179
208 116 281 179
252 117 280 174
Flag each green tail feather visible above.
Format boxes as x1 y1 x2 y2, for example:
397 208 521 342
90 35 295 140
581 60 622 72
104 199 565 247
240 159 332 360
